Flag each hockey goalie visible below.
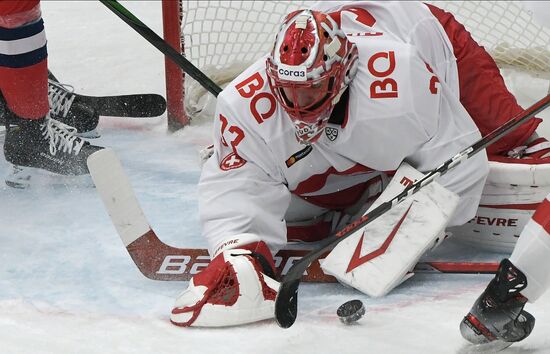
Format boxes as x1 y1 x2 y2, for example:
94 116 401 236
170 1 550 348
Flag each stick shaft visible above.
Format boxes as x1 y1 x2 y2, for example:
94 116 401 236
100 0 222 97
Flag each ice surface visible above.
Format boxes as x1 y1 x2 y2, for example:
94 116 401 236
1 2 550 353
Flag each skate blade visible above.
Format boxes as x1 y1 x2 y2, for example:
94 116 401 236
5 165 94 189
459 314 514 352
458 340 513 353
77 129 100 139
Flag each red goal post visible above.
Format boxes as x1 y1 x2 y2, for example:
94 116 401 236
161 0 550 131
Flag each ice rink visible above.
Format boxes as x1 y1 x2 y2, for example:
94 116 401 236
1 2 550 353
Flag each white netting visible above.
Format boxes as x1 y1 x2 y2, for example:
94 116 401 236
430 1 550 76
178 1 550 120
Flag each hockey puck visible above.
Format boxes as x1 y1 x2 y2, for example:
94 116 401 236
337 299 365 324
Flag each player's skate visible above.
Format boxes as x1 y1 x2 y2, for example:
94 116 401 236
460 259 535 350
48 78 100 138
3 107 104 188
171 241 279 327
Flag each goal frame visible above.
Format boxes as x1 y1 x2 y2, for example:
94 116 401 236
162 0 188 131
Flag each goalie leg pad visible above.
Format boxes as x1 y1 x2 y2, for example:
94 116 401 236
321 163 459 297
449 160 550 252
171 241 279 327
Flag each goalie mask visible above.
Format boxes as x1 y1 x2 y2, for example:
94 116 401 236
266 10 358 144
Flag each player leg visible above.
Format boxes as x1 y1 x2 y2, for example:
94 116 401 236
460 194 550 344
0 2 103 188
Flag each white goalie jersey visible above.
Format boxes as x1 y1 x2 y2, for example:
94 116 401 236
198 2 489 256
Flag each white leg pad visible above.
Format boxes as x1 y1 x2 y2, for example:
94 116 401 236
321 163 459 297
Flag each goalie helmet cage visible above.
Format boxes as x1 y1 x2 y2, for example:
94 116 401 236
161 0 550 130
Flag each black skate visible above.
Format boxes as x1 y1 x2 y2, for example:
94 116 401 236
460 259 535 349
47 77 100 138
0 76 100 138
3 102 103 188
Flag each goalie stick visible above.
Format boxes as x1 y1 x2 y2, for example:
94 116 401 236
274 94 550 329
87 148 500 282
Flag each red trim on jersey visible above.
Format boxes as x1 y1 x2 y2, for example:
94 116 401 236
287 175 384 242
292 165 381 210
298 182 377 210
329 7 376 28
287 221 332 243
0 60 48 119
287 187 383 243
293 164 374 195
426 4 540 155
531 198 550 235
479 203 541 211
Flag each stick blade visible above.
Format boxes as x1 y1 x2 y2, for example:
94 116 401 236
80 94 167 117
274 279 300 328
88 148 211 281
87 148 150 246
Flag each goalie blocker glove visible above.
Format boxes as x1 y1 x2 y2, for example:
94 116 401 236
460 259 535 344
171 241 279 327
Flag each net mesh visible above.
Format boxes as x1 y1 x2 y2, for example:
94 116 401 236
430 1 550 75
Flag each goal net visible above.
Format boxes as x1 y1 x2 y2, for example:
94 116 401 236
162 1 550 127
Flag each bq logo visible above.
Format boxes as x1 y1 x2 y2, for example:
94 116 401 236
277 64 307 81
